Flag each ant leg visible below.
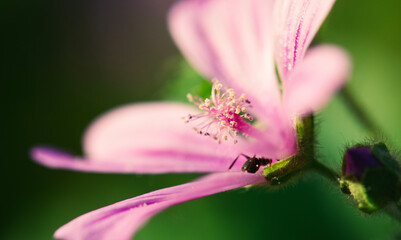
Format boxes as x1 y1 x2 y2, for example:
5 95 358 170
228 154 241 170
241 154 251 159
259 158 272 167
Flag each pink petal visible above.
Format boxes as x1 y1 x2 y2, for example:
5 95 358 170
168 0 282 122
31 147 133 173
274 0 336 79
283 45 351 116
32 102 293 173
33 103 242 173
54 172 266 240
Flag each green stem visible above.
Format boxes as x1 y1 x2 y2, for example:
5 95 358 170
301 115 340 185
340 87 379 136
309 160 340 185
264 115 339 187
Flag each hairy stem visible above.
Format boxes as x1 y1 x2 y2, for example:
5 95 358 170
302 115 340 185
309 160 340 184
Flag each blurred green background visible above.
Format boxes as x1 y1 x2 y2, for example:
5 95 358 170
3 0 401 239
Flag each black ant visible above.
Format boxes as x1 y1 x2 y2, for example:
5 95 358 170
228 154 272 173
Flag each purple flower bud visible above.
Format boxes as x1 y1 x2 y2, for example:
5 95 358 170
343 147 381 179
341 143 401 213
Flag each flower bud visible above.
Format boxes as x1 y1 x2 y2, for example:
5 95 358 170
340 142 401 213
342 147 381 179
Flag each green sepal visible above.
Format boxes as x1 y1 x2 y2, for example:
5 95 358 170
264 156 298 185
342 166 401 213
263 153 310 185
344 179 379 213
371 142 401 178
339 179 351 194
361 167 400 207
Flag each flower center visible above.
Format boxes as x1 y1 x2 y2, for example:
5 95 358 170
184 80 253 144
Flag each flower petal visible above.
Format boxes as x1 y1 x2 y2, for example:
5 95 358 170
168 0 282 122
32 102 286 173
274 0 336 79
283 45 351 116
54 172 266 240
31 147 133 173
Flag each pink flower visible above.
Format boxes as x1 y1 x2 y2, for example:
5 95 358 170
31 0 351 239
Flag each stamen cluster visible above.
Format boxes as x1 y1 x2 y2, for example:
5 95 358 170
184 80 253 144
